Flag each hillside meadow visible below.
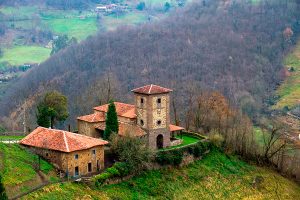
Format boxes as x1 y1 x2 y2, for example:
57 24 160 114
0 143 57 198
23 149 300 200
274 40 300 109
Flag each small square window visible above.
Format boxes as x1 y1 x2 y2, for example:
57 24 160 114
157 98 161 104
141 98 144 104
74 154 79 160
157 120 162 126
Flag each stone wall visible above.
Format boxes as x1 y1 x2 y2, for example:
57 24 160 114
23 145 105 177
77 120 101 138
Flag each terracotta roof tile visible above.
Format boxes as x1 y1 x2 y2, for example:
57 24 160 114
169 124 185 132
93 102 136 119
20 127 108 152
96 122 147 137
77 112 105 123
131 84 172 94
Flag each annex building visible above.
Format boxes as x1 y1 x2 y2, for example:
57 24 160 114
20 127 108 177
77 84 184 149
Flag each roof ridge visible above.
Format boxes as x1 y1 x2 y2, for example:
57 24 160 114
149 84 153 94
62 131 70 152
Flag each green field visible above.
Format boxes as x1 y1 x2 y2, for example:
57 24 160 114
0 46 51 66
0 143 56 197
274 40 300 109
103 12 148 31
0 135 25 140
23 149 300 200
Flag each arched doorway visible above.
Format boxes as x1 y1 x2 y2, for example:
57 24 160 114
156 134 163 149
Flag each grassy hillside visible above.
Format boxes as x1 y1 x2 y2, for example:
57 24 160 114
0 143 57 198
0 46 51 66
23 149 300 200
274 40 300 109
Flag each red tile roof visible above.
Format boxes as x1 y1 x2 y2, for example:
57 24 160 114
131 84 172 94
169 124 185 132
20 127 108 152
93 102 136 119
77 112 105 123
96 122 147 137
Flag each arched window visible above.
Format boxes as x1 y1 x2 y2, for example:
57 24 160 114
157 120 162 126
140 119 144 126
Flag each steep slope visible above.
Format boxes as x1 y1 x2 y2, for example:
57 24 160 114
1 0 300 128
23 150 300 199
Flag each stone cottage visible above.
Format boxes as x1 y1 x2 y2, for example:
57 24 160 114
20 127 108 177
77 84 184 149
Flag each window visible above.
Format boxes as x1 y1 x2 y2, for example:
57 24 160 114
74 154 79 160
88 163 92 173
157 120 162 126
46 153 49 157
140 119 144 126
92 149 96 155
157 98 161 104
75 166 79 176
140 98 144 104
157 98 162 108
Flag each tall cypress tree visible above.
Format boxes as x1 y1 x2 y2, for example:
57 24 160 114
104 100 118 140
0 174 8 200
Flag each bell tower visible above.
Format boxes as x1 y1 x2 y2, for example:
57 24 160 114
132 84 172 149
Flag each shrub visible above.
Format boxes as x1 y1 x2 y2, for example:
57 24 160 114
106 166 120 177
193 145 202 157
208 131 224 148
172 150 183 166
156 149 184 166
94 172 112 185
114 162 130 177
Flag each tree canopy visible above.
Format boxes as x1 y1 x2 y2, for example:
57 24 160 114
36 91 69 128
104 100 118 139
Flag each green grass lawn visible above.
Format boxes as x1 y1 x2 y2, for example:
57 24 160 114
44 17 98 40
0 135 25 140
0 46 51 66
0 143 55 197
164 134 200 150
274 40 300 109
23 149 300 199
103 12 148 31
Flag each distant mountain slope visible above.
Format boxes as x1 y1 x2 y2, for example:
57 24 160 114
1 0 300 128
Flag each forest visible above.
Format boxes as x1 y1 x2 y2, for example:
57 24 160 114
0 0 299 129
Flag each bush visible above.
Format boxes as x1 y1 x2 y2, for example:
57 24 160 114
208 131 224 148
156 149 183 166
94 172 112 185
114 162 130 177
106 166 120 177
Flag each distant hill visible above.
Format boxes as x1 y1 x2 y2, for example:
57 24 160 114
1 0 300 129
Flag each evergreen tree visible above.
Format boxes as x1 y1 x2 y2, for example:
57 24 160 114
0 174 8 200
104 100 118 140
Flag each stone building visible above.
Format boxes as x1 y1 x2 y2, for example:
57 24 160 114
77 84 184 149
20 127 108 177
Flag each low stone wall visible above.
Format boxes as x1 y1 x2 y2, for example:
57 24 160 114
170 138 183 146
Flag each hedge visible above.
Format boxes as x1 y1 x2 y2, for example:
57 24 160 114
94 162 131 187
156 141 211 166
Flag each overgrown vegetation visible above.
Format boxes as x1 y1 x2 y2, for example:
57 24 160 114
23 149 300 200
